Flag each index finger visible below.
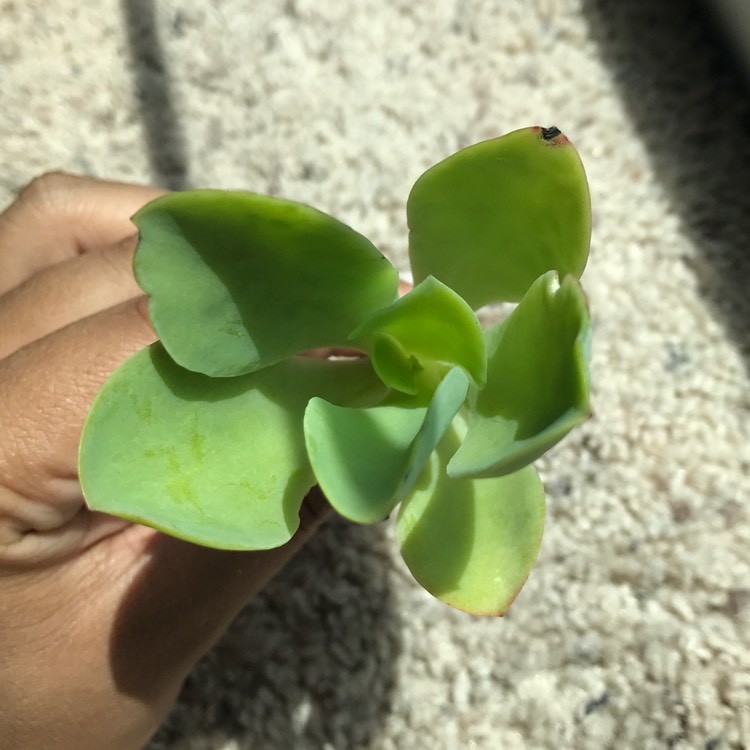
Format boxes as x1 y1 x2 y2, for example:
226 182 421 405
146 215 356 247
0 296 157 565
0 173 166 295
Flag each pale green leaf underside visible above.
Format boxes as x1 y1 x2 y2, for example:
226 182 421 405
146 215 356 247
397 422 545 616
304 401 426 524
304 368 469 524
133 190 399 377
448 271 591 479
80 344 384 550
348 276 486 395
408 127 591 308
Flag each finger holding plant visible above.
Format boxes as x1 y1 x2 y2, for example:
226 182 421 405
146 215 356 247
80 126 592 616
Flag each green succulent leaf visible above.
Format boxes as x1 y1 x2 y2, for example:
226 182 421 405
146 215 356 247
75 125 594 618
448 271 591 479
348 276 486 395
133 190 399 377
304 401 426 524
408 126 591 308
396 367 469 501
304 367 469 524
397 422 546 616
79 344 385 550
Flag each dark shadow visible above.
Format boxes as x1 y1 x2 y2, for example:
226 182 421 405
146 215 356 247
121 0 189 189
138 517 401 749
582 0 750 371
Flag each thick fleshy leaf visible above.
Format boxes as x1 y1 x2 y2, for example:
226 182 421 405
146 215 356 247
304 367 469 523
397 423 546 616
408 126 591 308
448 271 591 479
133 190 399 377
304 401 426 524
348 276 486 395
395 367 469 501
79 344 384 550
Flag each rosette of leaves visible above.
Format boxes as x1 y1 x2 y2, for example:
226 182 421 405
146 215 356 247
79 126 592 616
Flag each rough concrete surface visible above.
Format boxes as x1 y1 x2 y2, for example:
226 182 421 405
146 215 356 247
2 1 749 748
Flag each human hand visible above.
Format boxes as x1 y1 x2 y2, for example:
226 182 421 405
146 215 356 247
0 174 336 750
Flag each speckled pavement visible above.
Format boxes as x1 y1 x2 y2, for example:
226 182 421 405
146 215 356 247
2 1 749 748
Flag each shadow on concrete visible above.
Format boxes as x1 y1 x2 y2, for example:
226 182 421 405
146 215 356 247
145 517 401 749
582 0 750 372
121 0 189 189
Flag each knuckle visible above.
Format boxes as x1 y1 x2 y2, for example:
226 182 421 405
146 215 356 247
17 171 79 212
96 236 131 281
20 171 75 198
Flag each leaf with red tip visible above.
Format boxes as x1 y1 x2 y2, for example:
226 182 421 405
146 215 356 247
397 422 546 615
408 127 591 307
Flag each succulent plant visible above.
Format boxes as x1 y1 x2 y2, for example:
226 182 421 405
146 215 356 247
79 126 592 616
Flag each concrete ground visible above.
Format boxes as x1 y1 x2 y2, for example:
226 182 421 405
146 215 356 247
2 1 749 748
